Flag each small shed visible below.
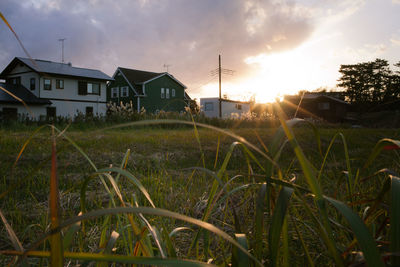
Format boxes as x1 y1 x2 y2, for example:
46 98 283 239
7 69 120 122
283 93 350 122
200 97 251 118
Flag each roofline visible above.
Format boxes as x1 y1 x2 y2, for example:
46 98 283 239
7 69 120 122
139 72 187 89
1 57 113 81
201 97 251 104
115 67 140 96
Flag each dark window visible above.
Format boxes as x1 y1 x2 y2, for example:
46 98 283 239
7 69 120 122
2 108 18 120
30 78 36 90
235 104 242 110
46 107 56 118
6 77 21 85
86 106 94 116
78 81 87 95
44 79 52 90
56 79 64 89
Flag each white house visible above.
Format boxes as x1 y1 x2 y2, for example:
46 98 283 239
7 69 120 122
200 97 251 118
0 57 112 120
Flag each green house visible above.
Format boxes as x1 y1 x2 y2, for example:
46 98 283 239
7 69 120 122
107 67 190 113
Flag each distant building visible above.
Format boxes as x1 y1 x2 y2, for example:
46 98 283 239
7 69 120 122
283 92 350 122
200 97 251 118
0 57 112 120
107 67 190 113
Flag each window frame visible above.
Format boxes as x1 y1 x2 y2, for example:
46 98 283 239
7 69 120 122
171 89 176 97
44 78 52 90
161 88 165 99
56 79 64 89
121 86 129 97
166 88 170 99
30 78 36 90
111 87 119 98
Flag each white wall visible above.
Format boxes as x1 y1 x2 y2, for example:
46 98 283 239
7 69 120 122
200 98 250 118
49 100 106 117
0 103 47 119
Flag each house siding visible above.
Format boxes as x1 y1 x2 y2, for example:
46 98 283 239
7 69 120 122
140 75 186 113
107 72 137 109
200 98 251 118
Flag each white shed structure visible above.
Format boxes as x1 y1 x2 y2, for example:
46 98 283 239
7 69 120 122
200 97 251 118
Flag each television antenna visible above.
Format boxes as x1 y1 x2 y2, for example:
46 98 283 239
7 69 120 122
58 38 66 63
163 64 171 72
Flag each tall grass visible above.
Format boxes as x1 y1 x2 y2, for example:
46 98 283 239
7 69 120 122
0 112 399 266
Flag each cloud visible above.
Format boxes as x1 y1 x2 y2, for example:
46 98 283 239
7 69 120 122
0 0 314 94
393 0 400 4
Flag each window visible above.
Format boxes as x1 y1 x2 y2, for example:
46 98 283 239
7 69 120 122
89 83 100 95
56 79 64 89
166 88 170 99
46 107 56 118
30 78 35 90
78 81 87 95
121 86 129 97
205 102 214 111
318 102 330 110
111 87 119 98
44 79 52 90
78 81 100 95
161 88 165 99
86 106 93 116
2 108 18 120
235 104 242 110
172 89 176 97
7 77 21 85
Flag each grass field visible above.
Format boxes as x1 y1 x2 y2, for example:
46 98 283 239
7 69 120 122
1 122 399 266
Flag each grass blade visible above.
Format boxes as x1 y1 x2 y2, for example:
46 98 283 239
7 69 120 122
254 183 266 260
390 175 400 266
269 186 293 267
232 234 250 267
0 209 23 251
49 127 63 266
364 138 400 168
325 196 385 267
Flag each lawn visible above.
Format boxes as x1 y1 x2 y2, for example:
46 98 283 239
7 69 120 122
0 122 399 266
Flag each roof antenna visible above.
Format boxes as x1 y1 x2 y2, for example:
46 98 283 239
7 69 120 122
58 38 66 63
163 64 171 73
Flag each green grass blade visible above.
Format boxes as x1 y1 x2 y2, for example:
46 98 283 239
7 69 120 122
390 175 400 266
364 138 400 168
23 207 263 267
269 186 293 267
325 196 385 267
282 217 289 267
8 250 217 266
254 183 266 260
97 167 155 208
63 214 81 251
290 210 314 267
232 234 250 267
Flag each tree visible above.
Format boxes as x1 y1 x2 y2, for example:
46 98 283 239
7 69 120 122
337 58 399 108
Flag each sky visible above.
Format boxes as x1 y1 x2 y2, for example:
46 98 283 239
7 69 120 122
0 0 399 103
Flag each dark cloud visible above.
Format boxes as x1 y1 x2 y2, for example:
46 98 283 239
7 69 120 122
0 0 313 94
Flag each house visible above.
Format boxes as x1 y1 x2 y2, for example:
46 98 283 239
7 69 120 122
0 57 113 120
283 92 350 122
107 67 190 113
200 97 251 118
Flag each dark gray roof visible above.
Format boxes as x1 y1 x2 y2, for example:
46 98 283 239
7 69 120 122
0 57 112 81
0 83 51 105
119 67 163 84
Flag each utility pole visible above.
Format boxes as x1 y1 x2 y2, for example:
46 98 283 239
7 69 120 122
58 38 66 63
210 55 234 118
219 55 222 118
